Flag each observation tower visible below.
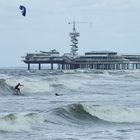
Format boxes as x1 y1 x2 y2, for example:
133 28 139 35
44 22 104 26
69 21 80 57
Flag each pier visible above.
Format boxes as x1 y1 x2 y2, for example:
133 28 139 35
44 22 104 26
23 50 140 70
23 21 140 70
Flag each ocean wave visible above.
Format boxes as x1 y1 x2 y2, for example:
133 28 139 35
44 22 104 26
0 113 31 132
52 103 140 124
0 112 44 132
81 104 140 123
0 78 53 95
2 69 140 95
52 104 107 126
0 79 17 96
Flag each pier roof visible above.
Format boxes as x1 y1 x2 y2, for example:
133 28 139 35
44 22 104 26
85 51 117 56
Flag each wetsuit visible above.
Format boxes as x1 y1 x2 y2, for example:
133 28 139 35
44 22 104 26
14 83 21 93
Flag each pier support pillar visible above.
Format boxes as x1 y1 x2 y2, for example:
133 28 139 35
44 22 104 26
39 63 41 70
62 64 64 70
28 63 30 70
51 63 53 70
136 64 138 69
127 64 129 70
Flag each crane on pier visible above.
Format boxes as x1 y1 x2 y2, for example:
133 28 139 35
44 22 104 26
68 21 92 57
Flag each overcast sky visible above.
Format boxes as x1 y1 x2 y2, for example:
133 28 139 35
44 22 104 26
0 0 140 67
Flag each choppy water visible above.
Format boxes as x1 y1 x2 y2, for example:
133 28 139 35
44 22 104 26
0 68 140 140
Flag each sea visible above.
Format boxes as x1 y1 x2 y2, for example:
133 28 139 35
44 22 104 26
0 68 140 140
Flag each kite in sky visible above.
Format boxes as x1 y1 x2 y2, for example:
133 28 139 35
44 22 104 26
19 5 26 16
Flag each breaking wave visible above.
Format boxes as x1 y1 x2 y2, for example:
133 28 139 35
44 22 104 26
0 79 17 96
2 69 140 95
1 103 140 132
0 112 44 132
53 103 140 124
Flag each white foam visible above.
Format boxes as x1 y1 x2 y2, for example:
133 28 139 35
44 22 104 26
0 79 16 96
4 69 140 95
0 113 31 132
0 112 45 132
83 104 140 123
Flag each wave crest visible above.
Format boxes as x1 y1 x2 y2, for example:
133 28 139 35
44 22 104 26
53 103 140 124
0 112 45 132
81 104 140 123
0 113 31 132
0 79 16 96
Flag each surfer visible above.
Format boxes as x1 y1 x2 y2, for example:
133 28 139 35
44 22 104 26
14 83 23 94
